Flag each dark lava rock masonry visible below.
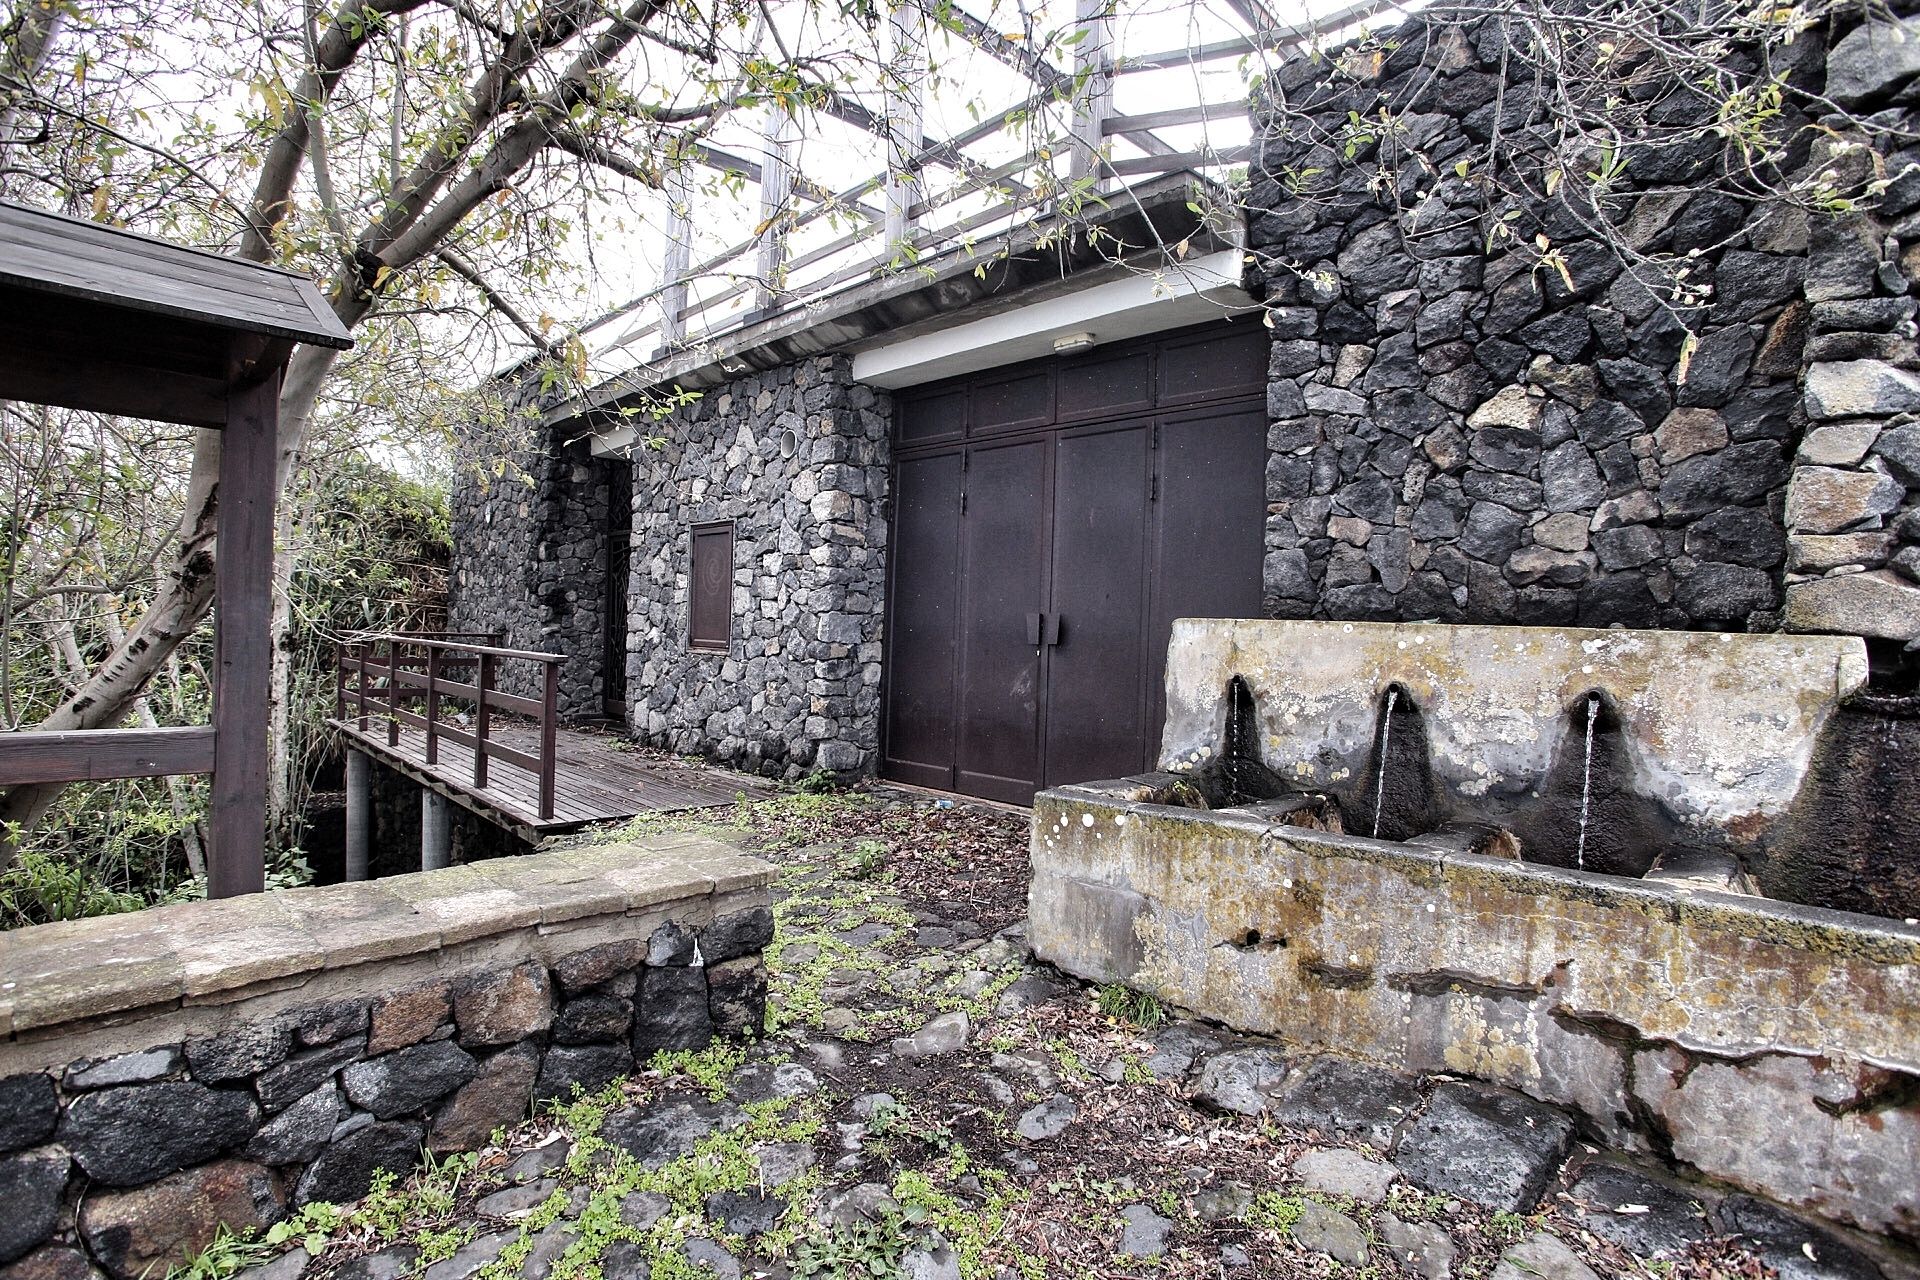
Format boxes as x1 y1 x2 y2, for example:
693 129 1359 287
0 913 771 1280
1246 10 1920 637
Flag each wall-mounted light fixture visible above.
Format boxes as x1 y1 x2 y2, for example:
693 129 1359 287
1052 331 1097 354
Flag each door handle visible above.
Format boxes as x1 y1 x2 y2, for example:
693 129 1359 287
1044 614 1062 646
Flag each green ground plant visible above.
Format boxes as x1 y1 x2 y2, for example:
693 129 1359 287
1094 983 1168 1030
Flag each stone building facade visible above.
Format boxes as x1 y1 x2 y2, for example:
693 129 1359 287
447 391 623 718
621 356 891 779
449 7 1920 783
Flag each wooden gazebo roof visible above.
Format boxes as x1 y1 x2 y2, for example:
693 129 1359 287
0 199 352 898
0 201 350 428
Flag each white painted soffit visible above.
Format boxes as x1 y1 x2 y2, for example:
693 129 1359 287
585 245 1256 458
847 249 1255 390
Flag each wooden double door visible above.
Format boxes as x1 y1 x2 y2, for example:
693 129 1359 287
882 323 1267 804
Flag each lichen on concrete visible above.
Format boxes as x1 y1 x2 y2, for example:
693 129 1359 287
1028 785 1920 1239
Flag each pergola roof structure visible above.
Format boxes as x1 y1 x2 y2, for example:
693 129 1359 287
548 0 1401 421
0 200 351 898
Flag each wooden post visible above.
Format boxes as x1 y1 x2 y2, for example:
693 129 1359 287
885 1 926 255
207 367 277 898
424 643 441 765
660 164 693 345
756 104 794 311
539 660 559 820
475 650 493 790
355 643 370 731
1068 0 1114 189
420 789 450 870
344 749 370 882
385 637 401 747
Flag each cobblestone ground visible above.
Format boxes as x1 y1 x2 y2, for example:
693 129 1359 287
227 788 1906 1280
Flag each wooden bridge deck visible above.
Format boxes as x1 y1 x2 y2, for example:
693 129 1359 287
330 719 767 840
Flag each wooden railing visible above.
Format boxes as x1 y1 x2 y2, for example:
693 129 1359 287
335 632 563 819
569 0 1394 367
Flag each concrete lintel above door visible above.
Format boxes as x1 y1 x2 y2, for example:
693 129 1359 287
849 249 1255 390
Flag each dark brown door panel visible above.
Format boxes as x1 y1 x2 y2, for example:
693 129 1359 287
1147 404 1268 754
1045 423 1152 786
883 321 1268 804
955 439 1048 803
883 450 963 788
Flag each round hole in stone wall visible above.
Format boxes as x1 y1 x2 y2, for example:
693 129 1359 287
779 429 799 458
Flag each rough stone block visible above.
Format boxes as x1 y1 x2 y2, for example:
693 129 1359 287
1392 1083 1575 1212
0 1247 104 1280
59 1082 260 1187
706 958 768 1038
1268 1055 1425 1148
77 1159 285 1280
431 1044 539 1152
0 1148 68 1263
293 1121 424 1207
294 1000 370 1048
1786 571 1920 641
1786 466 1904 534
1564 1161 1712 1257
701 907 774 963
342 1042 478 1119
453 962 553 1047
0 1077 56 1156
186 1024 291 1084
255 1039 365 1113
534 1045 628 1105
1490 1233 1596 1280
632 965 713 1054
1799 422 1882 468
1714 1194 1888 1280
1804 361 1920 421
1826 16 1920 105
64 1048 182 1092
1787 533 1893 573
366 982 452 1056
243 1084 341 1167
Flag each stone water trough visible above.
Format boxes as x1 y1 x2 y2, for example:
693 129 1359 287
1029 619 1920 1243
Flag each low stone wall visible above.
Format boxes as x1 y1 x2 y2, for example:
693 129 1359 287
0 837 774 1280
1028 786 1920 1245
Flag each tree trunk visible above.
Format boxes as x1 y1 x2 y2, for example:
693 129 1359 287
0 1 67 159
0 337 350 867
265 490 306 847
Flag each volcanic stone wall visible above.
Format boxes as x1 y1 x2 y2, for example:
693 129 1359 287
620 355 890 780
447 399 621 718
1247 9 1920 641
0 841 772 1280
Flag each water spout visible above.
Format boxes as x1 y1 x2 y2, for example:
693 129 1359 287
1576 694 1599 871
1372 688 1399 839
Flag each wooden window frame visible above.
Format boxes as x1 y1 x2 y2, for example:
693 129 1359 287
688 520 735 653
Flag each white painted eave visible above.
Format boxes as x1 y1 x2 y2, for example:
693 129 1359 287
848 249 1255 390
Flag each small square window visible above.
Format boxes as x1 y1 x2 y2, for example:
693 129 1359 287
688 521 734 652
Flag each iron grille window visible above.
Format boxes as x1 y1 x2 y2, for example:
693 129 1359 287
688 521 734 652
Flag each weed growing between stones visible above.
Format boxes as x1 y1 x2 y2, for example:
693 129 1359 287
1093 984 1169 1031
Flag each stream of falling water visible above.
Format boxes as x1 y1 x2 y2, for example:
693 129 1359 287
1575 694 1599 871
1371 689 1398 839
1224 677 1249 802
